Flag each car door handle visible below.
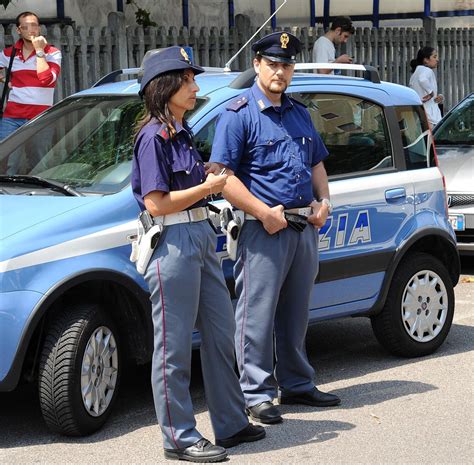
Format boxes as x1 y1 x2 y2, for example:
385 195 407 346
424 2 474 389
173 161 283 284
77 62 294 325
385 188 406 201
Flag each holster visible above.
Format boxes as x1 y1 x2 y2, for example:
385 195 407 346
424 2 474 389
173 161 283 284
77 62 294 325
220 207 243 261
130 212 163 274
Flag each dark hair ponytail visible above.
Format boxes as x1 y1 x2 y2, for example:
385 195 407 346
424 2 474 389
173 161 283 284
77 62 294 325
410 46 435 73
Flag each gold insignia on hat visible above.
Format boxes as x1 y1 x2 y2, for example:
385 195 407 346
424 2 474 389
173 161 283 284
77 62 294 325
280 33 289 49
180 48 190 63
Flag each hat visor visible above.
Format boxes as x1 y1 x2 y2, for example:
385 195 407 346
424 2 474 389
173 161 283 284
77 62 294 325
259 54 296 64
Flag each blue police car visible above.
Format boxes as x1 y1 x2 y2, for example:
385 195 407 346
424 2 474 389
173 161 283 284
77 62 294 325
0 63 460 436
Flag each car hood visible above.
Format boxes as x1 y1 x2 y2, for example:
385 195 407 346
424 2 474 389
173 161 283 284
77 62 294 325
1 196 99 240
436 146 474 194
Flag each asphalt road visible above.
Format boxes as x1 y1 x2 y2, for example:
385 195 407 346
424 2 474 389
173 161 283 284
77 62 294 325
1 257 472 464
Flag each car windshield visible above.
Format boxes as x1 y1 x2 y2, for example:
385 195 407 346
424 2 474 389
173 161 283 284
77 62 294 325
434 96 474 146
0 95 206 194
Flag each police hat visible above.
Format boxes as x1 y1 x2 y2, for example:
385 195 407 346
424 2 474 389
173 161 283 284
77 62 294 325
251 32 302 64
139 46 204 96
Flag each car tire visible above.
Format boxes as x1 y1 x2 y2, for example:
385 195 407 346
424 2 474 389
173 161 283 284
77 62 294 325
38 303 120 436
371 252 454 357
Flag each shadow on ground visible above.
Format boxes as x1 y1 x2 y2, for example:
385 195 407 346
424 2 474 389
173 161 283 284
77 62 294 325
0 255 471 448
2 315 471 449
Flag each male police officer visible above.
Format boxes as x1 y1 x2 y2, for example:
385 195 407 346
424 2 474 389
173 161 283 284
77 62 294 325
209 32 340 424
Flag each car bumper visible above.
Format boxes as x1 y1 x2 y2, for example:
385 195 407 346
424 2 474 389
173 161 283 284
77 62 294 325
449 206 474 254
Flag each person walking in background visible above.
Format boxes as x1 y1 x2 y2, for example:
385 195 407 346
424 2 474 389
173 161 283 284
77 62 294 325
209 32 341 426
0 11 61 140
312 16 354 74
132 46 265 463
409 46 443 129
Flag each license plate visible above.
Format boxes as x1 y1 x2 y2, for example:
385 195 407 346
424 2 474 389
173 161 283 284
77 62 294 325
449 214 465 231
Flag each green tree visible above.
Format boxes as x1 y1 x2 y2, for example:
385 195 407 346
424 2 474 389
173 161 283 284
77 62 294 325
126 0 157 27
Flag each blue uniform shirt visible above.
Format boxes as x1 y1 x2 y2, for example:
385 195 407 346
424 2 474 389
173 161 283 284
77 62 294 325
210 82 329 209
131 119 208 211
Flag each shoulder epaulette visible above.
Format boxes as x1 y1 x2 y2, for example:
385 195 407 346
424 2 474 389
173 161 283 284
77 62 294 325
156 125 170 141
226 95 249 112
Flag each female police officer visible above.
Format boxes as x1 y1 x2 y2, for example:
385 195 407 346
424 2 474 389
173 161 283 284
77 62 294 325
131 46 265 462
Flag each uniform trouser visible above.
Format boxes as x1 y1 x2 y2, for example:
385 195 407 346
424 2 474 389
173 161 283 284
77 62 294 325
145 220 248 450
234 220 319 407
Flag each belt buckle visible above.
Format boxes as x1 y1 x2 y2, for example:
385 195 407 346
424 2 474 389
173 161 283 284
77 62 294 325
189 208 207 222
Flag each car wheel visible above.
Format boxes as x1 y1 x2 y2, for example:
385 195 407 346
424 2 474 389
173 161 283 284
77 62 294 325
38 303 120 436
371 252 454 357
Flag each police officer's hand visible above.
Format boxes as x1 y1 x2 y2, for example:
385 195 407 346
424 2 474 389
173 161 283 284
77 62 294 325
261 205 287 235
308 201 328 228
205 172 228 195
32 36 47 52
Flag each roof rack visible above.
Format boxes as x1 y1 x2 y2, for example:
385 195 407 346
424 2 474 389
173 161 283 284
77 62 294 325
92 66 230 88
229 63 381 90
295 63 381 83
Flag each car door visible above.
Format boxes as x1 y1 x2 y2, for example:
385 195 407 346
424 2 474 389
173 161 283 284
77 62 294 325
291 89 416 320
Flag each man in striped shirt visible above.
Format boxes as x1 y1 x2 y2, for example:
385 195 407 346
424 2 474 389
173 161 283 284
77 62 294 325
0 11 61 142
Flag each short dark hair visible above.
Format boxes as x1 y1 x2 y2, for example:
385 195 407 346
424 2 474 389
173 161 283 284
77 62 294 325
16 11 40 27
330 16 355 35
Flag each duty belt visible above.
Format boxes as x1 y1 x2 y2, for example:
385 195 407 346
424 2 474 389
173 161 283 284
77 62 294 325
153 207 209 226
245 206 312 221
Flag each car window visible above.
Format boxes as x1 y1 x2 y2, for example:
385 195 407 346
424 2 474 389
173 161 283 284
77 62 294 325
294 93 393 176
434 97 474 146
395 105 434 169
194 117 217 163
0 95 208 195
0 96 143 193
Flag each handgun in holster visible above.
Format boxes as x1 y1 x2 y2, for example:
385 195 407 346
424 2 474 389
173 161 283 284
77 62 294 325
130 210 163 274
220 207 242 261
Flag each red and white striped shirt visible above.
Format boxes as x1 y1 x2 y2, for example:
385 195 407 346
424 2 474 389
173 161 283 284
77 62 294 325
0 39 61 120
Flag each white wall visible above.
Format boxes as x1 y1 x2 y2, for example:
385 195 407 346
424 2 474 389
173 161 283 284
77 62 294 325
0 0 57 21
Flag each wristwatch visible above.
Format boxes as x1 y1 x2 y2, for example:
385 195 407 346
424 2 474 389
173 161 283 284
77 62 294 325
320 198 333 214
36 50 46 58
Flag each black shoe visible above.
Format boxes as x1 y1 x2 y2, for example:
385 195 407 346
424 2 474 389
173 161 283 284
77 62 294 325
164 438 227 463
216 423 266 448
246 401 282 424
279 386 341 407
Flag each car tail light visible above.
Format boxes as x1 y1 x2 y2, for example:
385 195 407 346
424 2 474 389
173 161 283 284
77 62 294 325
431 131 440 167
439 168 449 219
430 132 448 217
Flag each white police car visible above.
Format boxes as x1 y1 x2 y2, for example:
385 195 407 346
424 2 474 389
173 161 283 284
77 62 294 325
0 63 460 436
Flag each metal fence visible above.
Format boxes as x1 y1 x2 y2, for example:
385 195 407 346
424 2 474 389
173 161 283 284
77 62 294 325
1 12 472 110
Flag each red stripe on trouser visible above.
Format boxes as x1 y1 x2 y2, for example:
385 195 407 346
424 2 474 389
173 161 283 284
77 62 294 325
157 259 179 449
